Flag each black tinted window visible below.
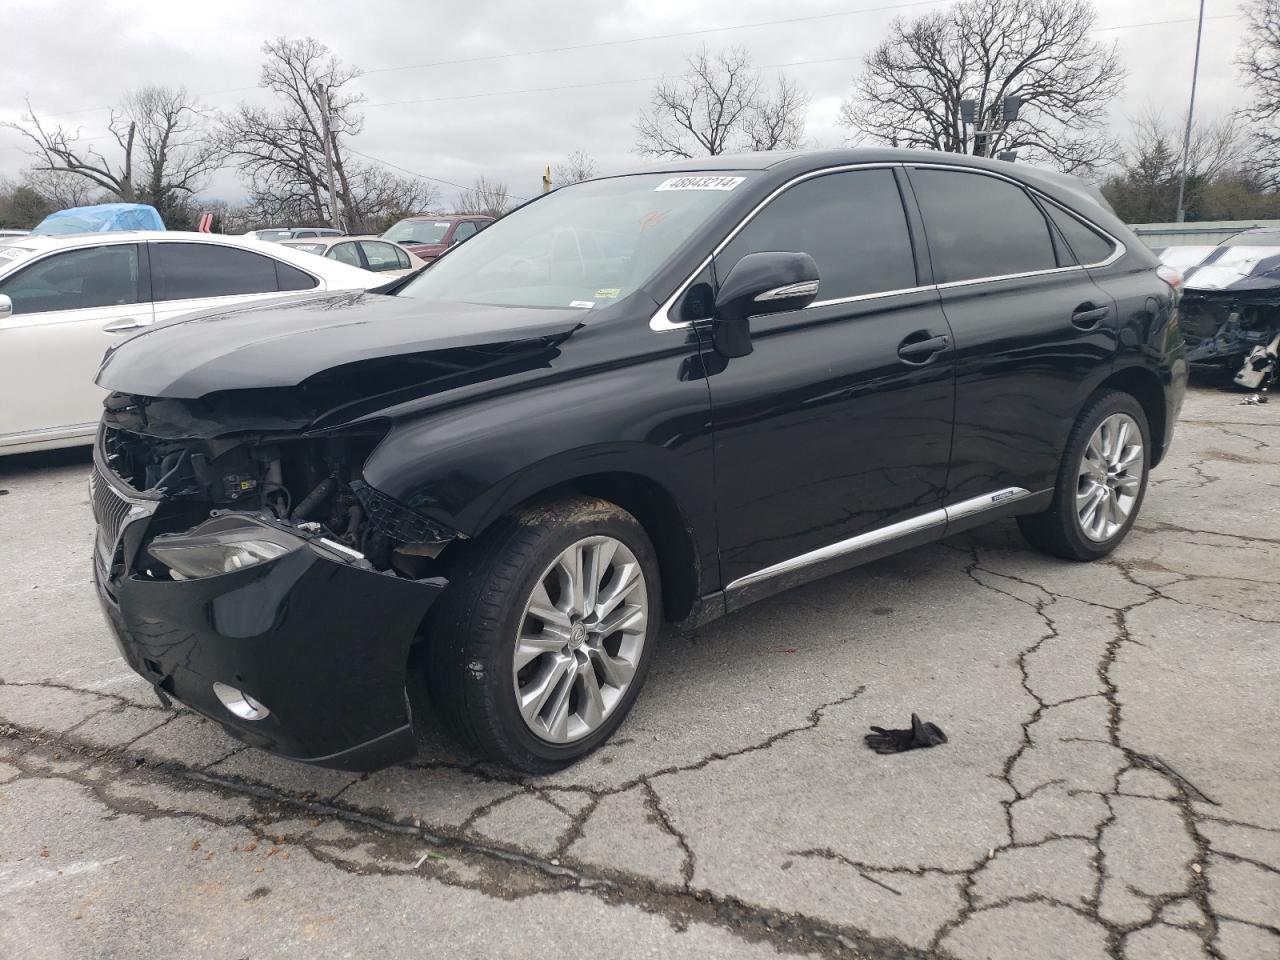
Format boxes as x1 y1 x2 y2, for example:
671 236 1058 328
0 244 140 315
276 260 318 291
152 242 278 300
1043 203 1115 265
910 170 1057 282
717 169 916 302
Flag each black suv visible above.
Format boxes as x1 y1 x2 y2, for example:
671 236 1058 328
91 149 1187 773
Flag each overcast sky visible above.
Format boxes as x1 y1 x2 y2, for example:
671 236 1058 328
1 0 1249 207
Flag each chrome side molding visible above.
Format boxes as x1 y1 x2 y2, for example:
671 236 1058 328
725 486 1037 592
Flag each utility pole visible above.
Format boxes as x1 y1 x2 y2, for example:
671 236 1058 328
542 165 552 194
1174 0 1206 224
315 84 342 232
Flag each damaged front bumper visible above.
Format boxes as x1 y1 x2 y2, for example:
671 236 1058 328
91 453 444 772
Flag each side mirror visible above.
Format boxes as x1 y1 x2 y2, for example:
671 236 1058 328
712 252 819 358
0 294 12 320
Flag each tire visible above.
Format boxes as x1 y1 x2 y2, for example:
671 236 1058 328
1018 389 1151 562
427 496 661 773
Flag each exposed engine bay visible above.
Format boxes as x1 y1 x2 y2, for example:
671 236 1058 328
1179 292 1280 386
100 393 459 581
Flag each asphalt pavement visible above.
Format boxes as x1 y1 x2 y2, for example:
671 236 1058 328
1 384 1277 960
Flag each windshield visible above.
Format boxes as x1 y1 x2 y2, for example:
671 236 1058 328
384 220 452 245
396 173 753 309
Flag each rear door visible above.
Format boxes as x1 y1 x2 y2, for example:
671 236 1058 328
701 167 956 594
148 240 319 324
0 243 152 444
904 166 1118 503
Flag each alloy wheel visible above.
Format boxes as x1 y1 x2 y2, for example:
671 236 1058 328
512 536 649 743
1076 412 1144 543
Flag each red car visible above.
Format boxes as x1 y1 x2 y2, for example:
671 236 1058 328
381 214 493 262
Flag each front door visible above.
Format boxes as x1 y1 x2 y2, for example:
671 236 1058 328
0 243 152 445
701 167 956 599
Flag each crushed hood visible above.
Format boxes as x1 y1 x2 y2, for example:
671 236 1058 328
96 291 584 399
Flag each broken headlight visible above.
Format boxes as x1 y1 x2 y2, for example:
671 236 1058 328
147 515 301 580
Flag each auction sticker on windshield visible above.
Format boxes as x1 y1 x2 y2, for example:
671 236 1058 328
654 176 745 191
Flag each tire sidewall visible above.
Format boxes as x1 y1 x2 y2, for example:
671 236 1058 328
483 511 661 768
1059 392 1151 559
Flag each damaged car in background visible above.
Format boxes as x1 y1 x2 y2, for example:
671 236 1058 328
92 149 1185 774
1157 233 1280 391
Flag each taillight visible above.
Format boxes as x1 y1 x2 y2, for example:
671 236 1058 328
1156 264 1183 293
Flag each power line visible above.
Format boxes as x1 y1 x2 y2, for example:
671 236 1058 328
18 9 1241 121
344 146 532 201
357 16 1241 112
362 1 948 77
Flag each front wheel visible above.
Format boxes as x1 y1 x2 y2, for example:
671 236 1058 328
1018 390 1151 561
428 496 660 773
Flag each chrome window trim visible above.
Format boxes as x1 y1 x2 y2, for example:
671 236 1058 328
649 161 1126 332
724 486 1043 592
649 162 899 331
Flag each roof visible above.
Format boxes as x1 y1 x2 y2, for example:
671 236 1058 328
624 147 1115 217
397 213 491 222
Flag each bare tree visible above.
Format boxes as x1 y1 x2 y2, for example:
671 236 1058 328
22 168 101 208
840 0 1124 173
457 175 514 218
635 46 808 158
1239 0 1280 187
744 75 809 151
2 85 221 220
553 150 599 187
122 86 223 222
1101 108 1244 222
221 36 434 232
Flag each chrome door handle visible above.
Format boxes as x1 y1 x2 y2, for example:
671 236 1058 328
1070 304 1110 329
102 318 148 334
897 332 951 364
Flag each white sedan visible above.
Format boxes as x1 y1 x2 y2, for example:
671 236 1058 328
0 231 386 455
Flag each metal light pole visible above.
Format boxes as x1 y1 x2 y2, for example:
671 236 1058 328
1174 0 1206 223
314 84 342 232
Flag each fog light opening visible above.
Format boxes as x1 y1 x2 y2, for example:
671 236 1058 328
212 682 271 721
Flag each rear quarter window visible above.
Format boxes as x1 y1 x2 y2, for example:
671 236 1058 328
1043 203 1117 265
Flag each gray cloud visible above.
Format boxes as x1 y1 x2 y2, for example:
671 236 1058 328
1 0 1248 206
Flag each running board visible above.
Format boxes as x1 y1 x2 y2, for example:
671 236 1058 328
725 487 1039 593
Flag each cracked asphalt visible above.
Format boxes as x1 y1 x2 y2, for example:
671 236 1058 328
1 384 1278 960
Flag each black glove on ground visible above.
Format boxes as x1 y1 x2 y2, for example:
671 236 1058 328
864 713 948 754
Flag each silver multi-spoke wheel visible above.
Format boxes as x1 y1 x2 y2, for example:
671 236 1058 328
1076 412 1144 542
513 536 649 744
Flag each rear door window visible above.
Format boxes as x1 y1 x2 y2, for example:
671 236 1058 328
0 244 141 314
908 169 1058 282
451 221 478 244
716 168 917 302
151 242 279 300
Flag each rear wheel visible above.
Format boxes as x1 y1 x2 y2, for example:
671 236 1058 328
1018 390 1150 561
428 496 660 772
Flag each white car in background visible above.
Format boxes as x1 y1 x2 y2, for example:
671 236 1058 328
0 231 385 455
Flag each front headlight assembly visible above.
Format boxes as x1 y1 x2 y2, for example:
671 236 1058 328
147 515 302 580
